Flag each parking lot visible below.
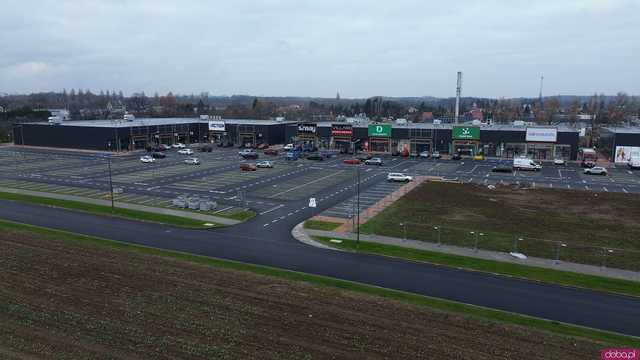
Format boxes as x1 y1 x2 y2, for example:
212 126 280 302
1 146 640 225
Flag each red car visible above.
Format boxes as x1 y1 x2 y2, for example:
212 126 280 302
263 149 279 155
240 163 257 171
257 143 269 150
343 158 361 165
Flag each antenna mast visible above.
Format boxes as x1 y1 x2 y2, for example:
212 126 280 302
455 71 462 124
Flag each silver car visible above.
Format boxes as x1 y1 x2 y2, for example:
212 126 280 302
584 166 607 175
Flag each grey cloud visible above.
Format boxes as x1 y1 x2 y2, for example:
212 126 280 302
1 0 638 97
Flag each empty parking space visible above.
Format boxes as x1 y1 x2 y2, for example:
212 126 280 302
251 169 353 200
168 161 301 192
111 160 226 184
321 181 404 219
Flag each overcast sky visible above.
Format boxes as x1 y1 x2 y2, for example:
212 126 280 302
1 0 638 98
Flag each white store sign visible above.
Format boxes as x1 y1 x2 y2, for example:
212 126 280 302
208 121 225 131
526 127 557 142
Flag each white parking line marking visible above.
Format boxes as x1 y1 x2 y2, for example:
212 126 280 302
260 204 284 215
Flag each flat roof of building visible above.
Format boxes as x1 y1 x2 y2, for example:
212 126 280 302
28 118 298 128
602 127 640 134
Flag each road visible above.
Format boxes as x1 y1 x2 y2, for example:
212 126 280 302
1 198 639 337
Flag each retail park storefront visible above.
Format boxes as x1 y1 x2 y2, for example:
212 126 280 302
480 126 577 160
330 124 353 151
451 126 481 156
367 124 392 153
296 123 318 149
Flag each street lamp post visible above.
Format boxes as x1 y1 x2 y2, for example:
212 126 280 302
434 226 441 246
601 248 614 268
555 242 567 264
106 154 114 213
356 163 360 250
513 236 524 253
471 231 484 252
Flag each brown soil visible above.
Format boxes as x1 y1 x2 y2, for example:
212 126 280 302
0 230 603 359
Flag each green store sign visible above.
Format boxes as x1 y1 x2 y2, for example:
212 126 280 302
452 126 480 140
368 124 392 137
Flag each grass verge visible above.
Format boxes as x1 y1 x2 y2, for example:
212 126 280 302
304 219 343 231
0 191 218 229
313 236 640 298
0 219 637 347
214 209 257 221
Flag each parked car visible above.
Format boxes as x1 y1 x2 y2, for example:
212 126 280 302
584 166 607 175
629 158 640 169
285 151 300 161
223 142 234 148
239 149 258 159
513 157 541 171
387 173 413 182
256 161 274 168
178 148 194 155
491 164 512 173
343 158 361 165
201 145 213 152
140 155 155 163
419 151 430 158
240 163 257 171
431 151 441 159
263 149 279 156
151 152 166 159
157 144 170 151
257 143 269 150
391 150 400 157
184 157 200 165
364 158 383 166
216 142 224 147
306 153 324 161
356 153 373 161
409 152 419 158
283 143 294 150
451 153 462 160
172 143 186 149
553 158 566 166
473 154 484 161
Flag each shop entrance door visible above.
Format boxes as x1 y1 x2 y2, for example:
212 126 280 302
239 133 256 147
369 138 390 153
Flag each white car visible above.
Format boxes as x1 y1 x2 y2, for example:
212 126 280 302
184 157 200 165
256 161 274 168
553 158 566 166
172 143 186 149
584 166 607 175
387 172 413 182
283 143 294 150
419 151 430 158
178 148 194 155
140 155 155 163
431 151 441 159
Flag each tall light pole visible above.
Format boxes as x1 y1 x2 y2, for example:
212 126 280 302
105 154 114 213
356 163 360 250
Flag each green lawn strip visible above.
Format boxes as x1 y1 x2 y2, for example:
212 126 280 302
304 219 343 231
0 191 218 229
0 219 636 347
312 236 640 298
212 209 256 221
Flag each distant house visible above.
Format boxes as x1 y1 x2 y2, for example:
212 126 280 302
421 112 433 122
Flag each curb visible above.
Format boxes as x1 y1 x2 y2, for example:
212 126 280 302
291 222 342 251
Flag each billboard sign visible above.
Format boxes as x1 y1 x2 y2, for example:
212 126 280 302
526 127 557 142
452 126 480 140
297 123 317 134
208 121 225 131
368 124 391 137
614 146 640 163
331 124 353 136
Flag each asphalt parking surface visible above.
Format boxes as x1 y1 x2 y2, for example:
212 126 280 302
2 146 640 218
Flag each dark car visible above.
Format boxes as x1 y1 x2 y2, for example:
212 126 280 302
263 149 279 156
216 142 224 147
240 163 257 171
223 142 234 148
201 145 213 152
452 153 462 160
391 150 400 157
151 152 166 159
491 164 513 173
257 143 269 150
306 153 324 161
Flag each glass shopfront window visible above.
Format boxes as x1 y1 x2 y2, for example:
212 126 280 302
554 145 571 160
504 143 526 158
527 143 554 160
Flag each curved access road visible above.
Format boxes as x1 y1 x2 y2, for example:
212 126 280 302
0 199 639 337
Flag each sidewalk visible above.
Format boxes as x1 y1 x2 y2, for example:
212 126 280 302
0 187 240 226
303 228 640 282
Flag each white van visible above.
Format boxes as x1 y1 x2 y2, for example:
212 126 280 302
629 158 640 170
513 157 542 171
